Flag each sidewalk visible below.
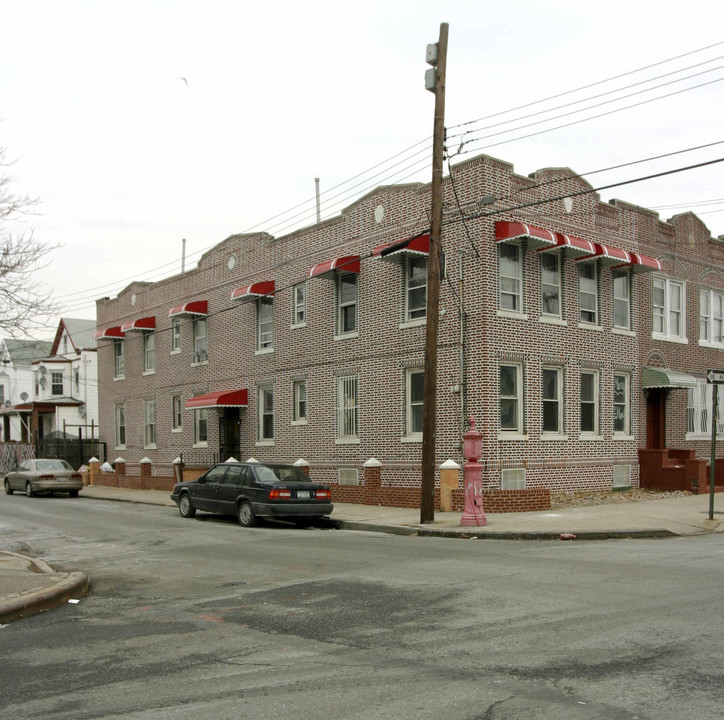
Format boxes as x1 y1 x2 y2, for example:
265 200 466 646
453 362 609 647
2 486 723 623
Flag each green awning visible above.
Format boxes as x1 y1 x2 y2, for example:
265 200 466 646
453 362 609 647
641 367 697 389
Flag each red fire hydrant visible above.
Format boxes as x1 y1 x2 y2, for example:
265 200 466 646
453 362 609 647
460 416 487 526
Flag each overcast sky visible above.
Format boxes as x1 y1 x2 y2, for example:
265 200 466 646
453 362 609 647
1 0 723 335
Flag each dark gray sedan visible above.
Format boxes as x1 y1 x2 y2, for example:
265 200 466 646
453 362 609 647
171 461 333 527
4 459 83 497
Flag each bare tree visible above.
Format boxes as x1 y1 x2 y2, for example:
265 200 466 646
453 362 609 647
0 146 59 336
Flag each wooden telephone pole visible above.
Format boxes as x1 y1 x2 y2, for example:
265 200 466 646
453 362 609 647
420 22 449 524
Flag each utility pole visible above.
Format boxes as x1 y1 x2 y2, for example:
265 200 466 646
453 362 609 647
420 22 449 524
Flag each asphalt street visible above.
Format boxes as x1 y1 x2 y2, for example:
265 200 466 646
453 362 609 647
1 494 723 720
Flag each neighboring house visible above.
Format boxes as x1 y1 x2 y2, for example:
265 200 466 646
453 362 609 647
1 319 98 445
0 338 53 442
94 151 724 506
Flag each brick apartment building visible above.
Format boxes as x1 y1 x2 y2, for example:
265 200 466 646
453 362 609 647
94 151 724 507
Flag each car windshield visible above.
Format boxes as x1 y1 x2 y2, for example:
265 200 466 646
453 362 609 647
36 460 73 471
254 465 308 483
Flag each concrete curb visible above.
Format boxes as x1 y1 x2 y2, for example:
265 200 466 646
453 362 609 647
0 552 89 624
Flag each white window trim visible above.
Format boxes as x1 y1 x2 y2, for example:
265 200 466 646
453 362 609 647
405 255 428 322
292 380 307 426
292 282 307 328
143 399 156 449
115 404 126 450
172 396 183 433
258 386 274 442
687 380 724 439
170 318 182 354
257 299 274 351
113 340 125 380
336 273 358 336
612 269 631 331
336 375 359 441
578 261 599 326
540 252 562 319
499 243 524 315
652 275 687 342
541 366 564 436
193 408 208 447
699 287 724 348
143 331 155 373
404 368 424 440
580 369 600 437
192 318 208 364
499 362 524 436
613 372 631 436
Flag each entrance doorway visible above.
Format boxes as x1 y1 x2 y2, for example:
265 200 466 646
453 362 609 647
646 388 666 449
219 407 241 460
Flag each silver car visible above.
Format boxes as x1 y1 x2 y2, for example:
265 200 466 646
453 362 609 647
3 459 83 497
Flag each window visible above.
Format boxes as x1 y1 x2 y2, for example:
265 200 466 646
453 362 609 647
336 375 359 441
171 318 181 353
172 395 182 430
293 380 307 423
257 299 274 350
500 364 523 434
540 253 561 317
580 370 599 435
406 368 424 437
542 367 563 434
687 380 724 436
143 331 155 372
405 256 427 321
192 317 208 363
699 288 724 345
612 270 631 330
194 408 208 445
579 262 598 324
293 283 307 326
115 404 126 447
114 339 125 379
653 276 686 340
499 244 523 312
0 385 4 405
613 373 631 435
258 386 274 441
144 400 156 447
337 274 358 335
51 371 63 396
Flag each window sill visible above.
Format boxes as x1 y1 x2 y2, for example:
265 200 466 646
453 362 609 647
170 349 181 356
143 369 156 376
256 440 275 447
498 433 528 441
612 327 636 337
652 332 688 345
290 322 307 330
255 348 274 356
399 318 426 330
699 340 724 349
114 376 125 382
613 434 634 441
497 310 528 321
172 428 183 434
400 435 423 443
334 332 359 341
143 444 157 451
578 322 603 332
539 316 566 326
541 434 569 441
579 434 603 441
192 442 208 449
191 361 208 367
686 433 710 441
114 445 126 451
335 437 360 445
291 419 308 426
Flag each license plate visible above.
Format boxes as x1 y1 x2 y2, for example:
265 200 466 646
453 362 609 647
58 476 69 482
297 491 310 499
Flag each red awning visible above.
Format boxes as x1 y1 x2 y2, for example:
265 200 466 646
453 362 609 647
537 233 596 257
168 300 208 318
611 252 662 273
308 255 361 279
230 281 275 302
184 389 248 410
120 316 156 333
495 221 557 249
373 233 430 260
576 243 631 265
93 326 125 340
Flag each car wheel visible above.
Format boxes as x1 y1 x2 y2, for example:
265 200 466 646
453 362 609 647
68 490 79 498
4 479 13 495
25 482 36 498
237 501 256 527
178 493 196 518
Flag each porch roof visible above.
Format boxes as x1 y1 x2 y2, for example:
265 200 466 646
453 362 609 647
641 367 697 389
184 389 249 410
